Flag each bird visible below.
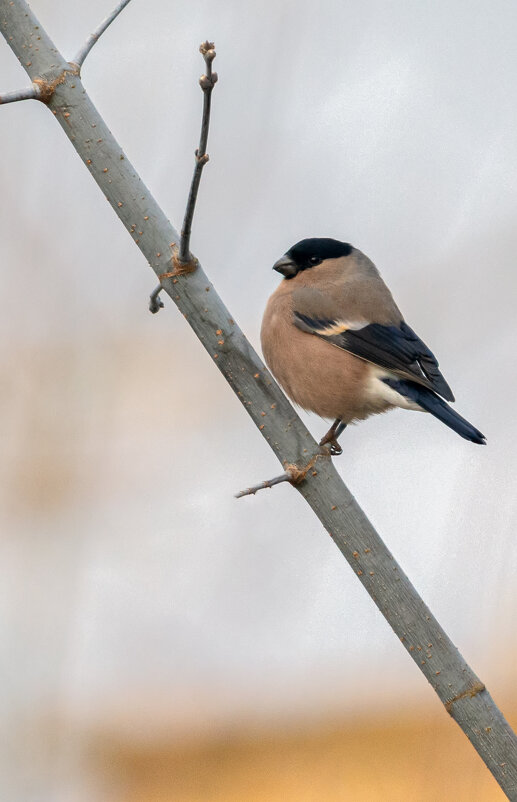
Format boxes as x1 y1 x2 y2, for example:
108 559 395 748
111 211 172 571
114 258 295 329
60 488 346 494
260 238 485 455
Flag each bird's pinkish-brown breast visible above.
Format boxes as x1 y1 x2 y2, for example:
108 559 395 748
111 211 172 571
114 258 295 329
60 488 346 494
261 284 391 423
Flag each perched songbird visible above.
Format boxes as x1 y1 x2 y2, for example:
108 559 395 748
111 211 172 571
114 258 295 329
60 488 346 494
261 238 485 454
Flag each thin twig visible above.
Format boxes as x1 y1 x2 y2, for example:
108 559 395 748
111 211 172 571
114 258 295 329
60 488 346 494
179 40 218 264
71 0 132 68
235 472 293 498
236 456 322 498
148 41 218 312
0 84 39 104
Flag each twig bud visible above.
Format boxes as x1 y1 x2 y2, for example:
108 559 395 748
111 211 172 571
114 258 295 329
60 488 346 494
199 41 216 61
199 73 217 90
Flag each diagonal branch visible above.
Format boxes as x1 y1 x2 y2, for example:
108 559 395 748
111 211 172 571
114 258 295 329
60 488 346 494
71 0 132 68
0 84 40 103
1 1 517 797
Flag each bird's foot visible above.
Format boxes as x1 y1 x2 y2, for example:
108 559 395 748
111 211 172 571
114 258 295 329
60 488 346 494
319 434 343 456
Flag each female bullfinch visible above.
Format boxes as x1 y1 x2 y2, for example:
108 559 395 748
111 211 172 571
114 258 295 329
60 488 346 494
261 238 485 455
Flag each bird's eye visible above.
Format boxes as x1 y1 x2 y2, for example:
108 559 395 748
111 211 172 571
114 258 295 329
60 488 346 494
309 256 321 265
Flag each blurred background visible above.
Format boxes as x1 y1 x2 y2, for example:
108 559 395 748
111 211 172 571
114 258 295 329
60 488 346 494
1 0 517 799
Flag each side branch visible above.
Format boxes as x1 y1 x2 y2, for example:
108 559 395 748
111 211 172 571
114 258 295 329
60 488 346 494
235 455 325 497
149 41 217 312
71 0 132 68
178 40 218 264
235 472 294 498
0 84 39 103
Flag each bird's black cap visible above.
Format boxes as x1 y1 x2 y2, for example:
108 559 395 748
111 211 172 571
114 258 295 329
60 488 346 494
273 238 352 278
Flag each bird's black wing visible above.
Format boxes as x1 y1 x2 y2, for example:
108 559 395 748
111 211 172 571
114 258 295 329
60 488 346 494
293 312 455 402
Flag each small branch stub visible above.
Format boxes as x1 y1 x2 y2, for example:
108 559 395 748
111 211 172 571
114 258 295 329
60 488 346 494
235 472 293 498
235 459 319 498
149 285 164 314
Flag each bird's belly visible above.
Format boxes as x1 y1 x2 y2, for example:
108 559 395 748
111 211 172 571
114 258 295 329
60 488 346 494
262 315 397 422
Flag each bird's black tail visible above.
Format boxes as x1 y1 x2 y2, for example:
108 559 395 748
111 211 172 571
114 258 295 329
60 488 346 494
383 378 486 444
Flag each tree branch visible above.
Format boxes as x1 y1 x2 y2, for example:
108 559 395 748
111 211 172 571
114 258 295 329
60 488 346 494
0 84 39 103
71 0 132 68
1 1 517 797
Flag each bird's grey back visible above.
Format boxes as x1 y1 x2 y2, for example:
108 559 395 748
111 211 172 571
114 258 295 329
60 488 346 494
291 248 403 326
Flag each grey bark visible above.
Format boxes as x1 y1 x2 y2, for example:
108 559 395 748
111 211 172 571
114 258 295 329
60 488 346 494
1 1 516 797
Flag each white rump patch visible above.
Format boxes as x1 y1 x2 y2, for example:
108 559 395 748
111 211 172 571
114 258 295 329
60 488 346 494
365 365 422 411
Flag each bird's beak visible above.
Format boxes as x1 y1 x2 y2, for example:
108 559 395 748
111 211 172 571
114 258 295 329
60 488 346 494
273 255 297 278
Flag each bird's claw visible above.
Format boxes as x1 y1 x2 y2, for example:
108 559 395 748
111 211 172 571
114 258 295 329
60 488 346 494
319 436 343 456
329 439 343 456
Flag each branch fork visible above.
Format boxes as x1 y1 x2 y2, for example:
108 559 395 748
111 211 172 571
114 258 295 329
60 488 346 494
149 248 198 313
0 0 130 104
